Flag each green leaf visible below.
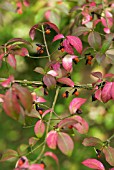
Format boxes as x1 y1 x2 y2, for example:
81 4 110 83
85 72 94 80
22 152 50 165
0 149 18 162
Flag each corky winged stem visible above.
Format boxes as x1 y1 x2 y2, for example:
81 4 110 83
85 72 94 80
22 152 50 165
33 86 60 163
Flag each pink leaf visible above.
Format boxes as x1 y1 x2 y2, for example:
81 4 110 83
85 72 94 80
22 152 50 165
34 120 45 138
34 67 45 75
95 89 102 101
47 70 58 77
63 39 74 54
43 74 56 89
66 35 83 53
35 96 46 103
29 24 39 40
52 34 64 42
1 75 14 87
44 22 60 33
44 151 59 165
7 54 16 69
20 48 29 56
57 132 74 156
62 55 76 72
111 82 114 99
82 159 105 170
58 118 78 129
104 27 110 34
69 98 86 114
101 82 112 103
91 72 103 79
73 115 89 134
82 137 102 146
0 149 18 162
57 77 74 87
88 32 101 50
104 73 114 78
42 109 52 118
29 164 44 170
103 146 114 166
13 84 33 112
3 89 20 120
46 130 58 149
23 0 30 7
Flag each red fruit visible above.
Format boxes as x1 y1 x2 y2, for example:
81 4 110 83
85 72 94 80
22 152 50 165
87 60 92 65
87 55 93 60
45 29 51 34
73 57 79 64
39 109 43 115
74 91 79 96
62 91 69 98
68 125 73 129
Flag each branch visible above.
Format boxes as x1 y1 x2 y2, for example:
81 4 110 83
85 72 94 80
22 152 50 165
0 78 93 90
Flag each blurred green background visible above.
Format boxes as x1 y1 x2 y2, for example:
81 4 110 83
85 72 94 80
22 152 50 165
0 0 114 170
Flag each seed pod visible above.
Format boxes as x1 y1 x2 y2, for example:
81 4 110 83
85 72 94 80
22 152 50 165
62 91 69 98
76 109 82 114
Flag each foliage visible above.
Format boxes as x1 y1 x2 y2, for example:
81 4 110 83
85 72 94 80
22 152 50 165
0 0 114 170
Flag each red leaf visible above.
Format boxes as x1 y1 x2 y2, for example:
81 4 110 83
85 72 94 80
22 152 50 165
42 109 52 118
1 75 14 87
7 54 16 69
88 32 101 50
66 35 83 54
57 77 74 87
73 115 89 134
58 118 78 129
82 159 105 170
82 137 102 146
34 67 45 75
13 84 33 112
3 89 20 120
44 152 59 165
43 74 56 89
101 82 112 103
69 98 86 114
34 120 45 138
7 38 31 46
63 39 74 55
29 137 39 146
46 130 58 149
103 146 114 166
29 24 39 40
44 22 60 33
0 149 18 162
57 132 74 156
91 72 103 79
52 34 64 42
